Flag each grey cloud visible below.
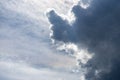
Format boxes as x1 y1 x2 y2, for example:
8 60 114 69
47 0 120 80
47 10 77 42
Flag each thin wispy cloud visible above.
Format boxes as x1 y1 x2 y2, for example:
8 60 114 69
0 0 80 80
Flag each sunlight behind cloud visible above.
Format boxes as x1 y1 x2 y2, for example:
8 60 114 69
0 0 84 80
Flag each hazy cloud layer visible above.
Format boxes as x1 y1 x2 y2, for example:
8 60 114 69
0 0 80 80
47 0 120 80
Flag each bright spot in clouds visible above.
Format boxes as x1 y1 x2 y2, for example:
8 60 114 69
0 0 83 80
0 0 95 80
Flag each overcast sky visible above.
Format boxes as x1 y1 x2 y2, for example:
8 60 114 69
0 0 120 80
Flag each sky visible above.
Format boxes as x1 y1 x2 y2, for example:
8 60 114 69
0 0 120 80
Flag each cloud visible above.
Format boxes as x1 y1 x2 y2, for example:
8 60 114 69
47 0 120 80
0 0 79 80
0 0 76 69
47 10 78 42
0 61 80 80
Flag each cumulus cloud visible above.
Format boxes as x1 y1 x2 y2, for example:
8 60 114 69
47 0 120 80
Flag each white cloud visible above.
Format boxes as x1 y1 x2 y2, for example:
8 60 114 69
0 0 81 80
0 61 80 80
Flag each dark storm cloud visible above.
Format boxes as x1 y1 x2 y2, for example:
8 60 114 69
47 0 120 80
